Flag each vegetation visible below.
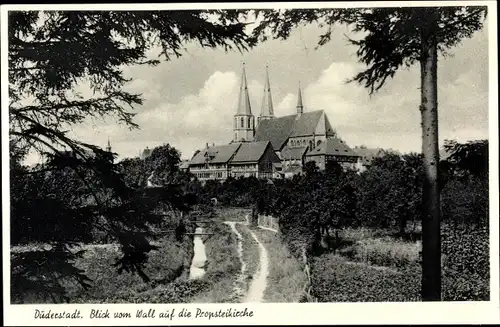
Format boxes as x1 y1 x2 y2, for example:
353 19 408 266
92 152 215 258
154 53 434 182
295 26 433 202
187 220 242 303
9 8 488 304
252 228 307 303
253 5 487 301
199 139 489 301
9 10 256 303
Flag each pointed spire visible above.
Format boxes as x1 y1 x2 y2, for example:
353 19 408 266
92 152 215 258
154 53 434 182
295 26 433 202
106 138 112 152
236 62 252 116
296 81 304 115
260 65 274 119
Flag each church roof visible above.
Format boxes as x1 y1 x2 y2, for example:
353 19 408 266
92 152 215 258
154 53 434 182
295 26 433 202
236 66 252 116
189 143 241 165
306 137 359 157
232 141 274 163
281 146 308 160
289 110 324 137
254 110 326 150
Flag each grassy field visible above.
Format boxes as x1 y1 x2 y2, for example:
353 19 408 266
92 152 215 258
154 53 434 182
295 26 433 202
11 232 194 304
11 208 243 304
251 227 307 303
311 253 421 302
311 224 489 302
66 233 193 303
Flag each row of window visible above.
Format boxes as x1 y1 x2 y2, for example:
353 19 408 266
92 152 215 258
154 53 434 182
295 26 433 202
234 116 254 129
290 139 322 148
194 172 226 179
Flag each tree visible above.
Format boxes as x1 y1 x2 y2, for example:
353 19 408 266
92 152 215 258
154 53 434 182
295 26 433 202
9 10 255 303
444 139 488 179
357 153 423 235
253 6 487 301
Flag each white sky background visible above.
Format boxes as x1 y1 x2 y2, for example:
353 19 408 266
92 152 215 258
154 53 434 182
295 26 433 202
26 13 489 163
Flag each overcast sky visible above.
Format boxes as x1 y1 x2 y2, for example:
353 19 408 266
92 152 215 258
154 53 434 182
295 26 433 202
56 14 489 162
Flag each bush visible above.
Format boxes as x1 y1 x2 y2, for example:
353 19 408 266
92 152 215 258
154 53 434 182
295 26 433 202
441 177 489 227
339 237 420 269
442 225 489 301
310 254 421 302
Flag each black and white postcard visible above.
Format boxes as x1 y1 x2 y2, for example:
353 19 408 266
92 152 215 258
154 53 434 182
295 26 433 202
2 1 498 326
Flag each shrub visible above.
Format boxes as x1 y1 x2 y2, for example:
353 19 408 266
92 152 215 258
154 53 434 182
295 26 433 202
442 225 489 301
310 254 421 302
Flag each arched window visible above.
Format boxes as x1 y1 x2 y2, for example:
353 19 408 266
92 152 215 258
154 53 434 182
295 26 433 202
234 118 237 128
240 117 244 128
248 117 251 128
234 132 238 140
309 140 314 149
317 140 322 147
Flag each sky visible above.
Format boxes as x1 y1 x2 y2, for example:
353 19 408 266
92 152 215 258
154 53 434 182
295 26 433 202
31 13 490 162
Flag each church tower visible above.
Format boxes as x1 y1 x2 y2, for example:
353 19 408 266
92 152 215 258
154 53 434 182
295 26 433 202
296 82 304 116
233 64 255 142
258 65 275 124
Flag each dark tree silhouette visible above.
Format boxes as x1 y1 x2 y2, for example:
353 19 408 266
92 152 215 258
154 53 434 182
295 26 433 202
9 10 255 303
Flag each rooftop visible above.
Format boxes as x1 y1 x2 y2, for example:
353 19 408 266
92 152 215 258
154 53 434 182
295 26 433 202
306 137 359 157
231 141 274 163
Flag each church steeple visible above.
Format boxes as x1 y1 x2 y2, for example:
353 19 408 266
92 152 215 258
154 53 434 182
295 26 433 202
296 81 304 116
106 138 112 153
236 63 252 116
258 65 274 124
233 63 255 142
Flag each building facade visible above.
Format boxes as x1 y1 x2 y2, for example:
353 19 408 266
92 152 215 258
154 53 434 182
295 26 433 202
188 141 280 181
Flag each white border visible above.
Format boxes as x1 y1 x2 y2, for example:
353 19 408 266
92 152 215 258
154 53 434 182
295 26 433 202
2 1 499 326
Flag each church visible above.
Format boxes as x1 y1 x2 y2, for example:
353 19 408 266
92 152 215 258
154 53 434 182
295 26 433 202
187 65 361 181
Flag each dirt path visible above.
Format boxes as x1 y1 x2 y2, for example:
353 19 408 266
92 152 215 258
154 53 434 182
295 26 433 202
224 222 248 300
243 227 270 303
225 221 270 303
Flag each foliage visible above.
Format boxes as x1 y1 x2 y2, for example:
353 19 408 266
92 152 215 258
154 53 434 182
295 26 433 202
310 254 421 302
252 228 308 302
252 6 487 300
356 152 423 234
444 139 488 178
9 10 255 303
197 137 489 301
442 225 489 301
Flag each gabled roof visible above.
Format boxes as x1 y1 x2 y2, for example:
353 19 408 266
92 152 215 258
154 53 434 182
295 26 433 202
254 115 297 150
254 110 326 150
189 143 241 165
289 110 324 137
306 137 359 157
281 146 308 160
231 141 275 163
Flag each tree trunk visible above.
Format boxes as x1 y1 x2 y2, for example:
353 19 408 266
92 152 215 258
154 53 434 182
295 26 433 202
419 9 441 301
